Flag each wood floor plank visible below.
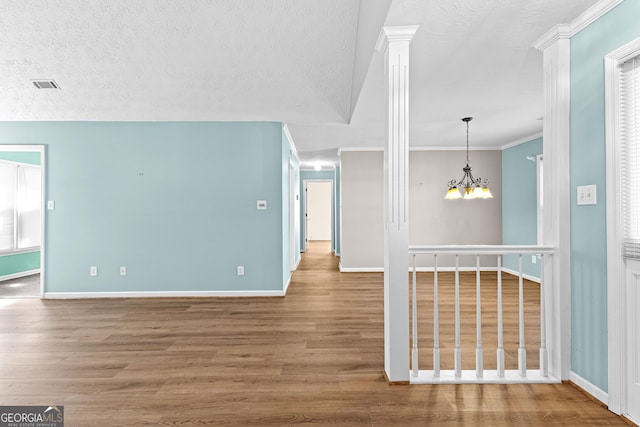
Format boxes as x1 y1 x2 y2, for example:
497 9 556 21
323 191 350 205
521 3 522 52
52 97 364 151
0 241 629 426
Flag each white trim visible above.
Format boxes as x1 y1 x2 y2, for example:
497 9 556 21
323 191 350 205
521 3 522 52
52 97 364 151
0 145 46 299
568 0 624 37
409 244 554 255
535 33 572 381
0 145 44 152
0 247 41 256
337 147 384 156
283 274 292 295
375 25 419 53
339 264 384 273
604 36 640 417
282 123 300 164
500 132 544 150
44 290 287 299
532 23 571 51
532 0 623 50
411 369 559 385
302 179 335 252
299 166 336 172
502 267 541 284
0 269 39 282
413 266 499 273
570 371 609 406
409 146 500 152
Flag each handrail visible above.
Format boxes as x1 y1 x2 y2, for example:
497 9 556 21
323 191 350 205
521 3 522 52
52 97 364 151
409 245 554 255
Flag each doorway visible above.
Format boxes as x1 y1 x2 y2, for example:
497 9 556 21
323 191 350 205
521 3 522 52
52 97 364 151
0 145 45 298
304 180 333 252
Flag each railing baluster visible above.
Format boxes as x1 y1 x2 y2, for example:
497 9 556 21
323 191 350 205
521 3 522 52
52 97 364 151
433 254 440 377
540 253 548 377
455 254 461 378
497 254 505 377
412 254 418 377
518 254 527 377
476 254 483 377
406 245 554 384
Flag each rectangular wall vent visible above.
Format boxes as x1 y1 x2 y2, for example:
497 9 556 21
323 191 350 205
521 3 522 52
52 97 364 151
32 80 59 89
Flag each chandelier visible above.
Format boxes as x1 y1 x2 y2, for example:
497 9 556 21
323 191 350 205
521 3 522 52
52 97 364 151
444 117 493 200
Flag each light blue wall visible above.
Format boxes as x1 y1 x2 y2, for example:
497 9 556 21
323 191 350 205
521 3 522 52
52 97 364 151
502 138 542 278
0 121 289 293
570 0 640 392
300 170 335 252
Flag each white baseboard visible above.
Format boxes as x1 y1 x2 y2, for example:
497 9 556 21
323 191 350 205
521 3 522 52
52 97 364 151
570 371 608 406
44 289 286 299
284 274 292 295
502 267 541 283
0 269 40 282
338 263 383 273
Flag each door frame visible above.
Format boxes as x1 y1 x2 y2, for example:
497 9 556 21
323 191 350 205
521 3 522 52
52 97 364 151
302 179 334 252
604 36 640 420
0 145 46 298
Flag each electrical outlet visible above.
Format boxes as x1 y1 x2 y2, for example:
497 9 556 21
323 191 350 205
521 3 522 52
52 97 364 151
531 255 537 264
120 266 127 276
90 266 98 276
237 266 245 276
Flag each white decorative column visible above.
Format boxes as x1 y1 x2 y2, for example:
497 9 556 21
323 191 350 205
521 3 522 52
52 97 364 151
533 25 572 381
376 25 418 383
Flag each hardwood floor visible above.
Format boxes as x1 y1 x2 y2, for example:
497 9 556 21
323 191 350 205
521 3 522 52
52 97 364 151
0 241 629 426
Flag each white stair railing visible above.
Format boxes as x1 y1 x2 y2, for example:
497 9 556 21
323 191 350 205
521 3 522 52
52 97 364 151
409 245 555 384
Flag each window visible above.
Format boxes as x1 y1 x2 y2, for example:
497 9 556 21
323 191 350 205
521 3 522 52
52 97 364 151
0 161 41 253
621 55 640 259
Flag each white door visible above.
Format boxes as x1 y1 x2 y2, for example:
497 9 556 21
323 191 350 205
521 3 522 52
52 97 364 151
626 260 640 422
306 181 332 242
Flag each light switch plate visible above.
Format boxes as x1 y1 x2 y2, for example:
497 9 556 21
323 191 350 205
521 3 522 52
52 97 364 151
577 185 597 205
47 200 55 210
257 200 267 210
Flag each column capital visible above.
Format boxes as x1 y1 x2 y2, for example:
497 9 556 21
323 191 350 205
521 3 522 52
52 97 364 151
375 25 419 53
532 24 571 51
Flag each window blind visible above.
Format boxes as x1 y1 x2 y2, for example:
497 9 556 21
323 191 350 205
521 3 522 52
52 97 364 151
622 56 640 259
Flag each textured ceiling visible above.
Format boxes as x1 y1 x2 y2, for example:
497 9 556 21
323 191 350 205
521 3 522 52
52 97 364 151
0 0 601 166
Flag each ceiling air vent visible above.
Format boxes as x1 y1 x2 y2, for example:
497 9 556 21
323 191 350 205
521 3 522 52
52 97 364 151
32 80 60 89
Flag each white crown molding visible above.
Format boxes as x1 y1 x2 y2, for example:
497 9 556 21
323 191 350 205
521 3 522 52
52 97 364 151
533 0 624 50
375 25 419 53
500 132 544 150
337 147 384 156
569 0 625 37
299 166 336 172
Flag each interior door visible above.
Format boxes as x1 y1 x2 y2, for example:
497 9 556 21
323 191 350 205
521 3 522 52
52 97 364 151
626 259 640 423
306 181 332 242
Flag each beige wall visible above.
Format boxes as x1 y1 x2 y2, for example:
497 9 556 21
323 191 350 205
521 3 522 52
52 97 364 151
339 150 502 270
340 151 385 270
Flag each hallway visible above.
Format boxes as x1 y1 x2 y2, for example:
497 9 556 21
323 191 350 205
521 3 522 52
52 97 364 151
0 242 628 425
